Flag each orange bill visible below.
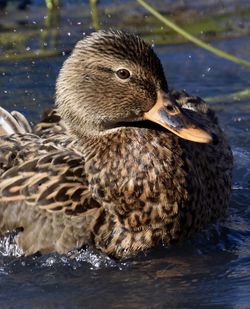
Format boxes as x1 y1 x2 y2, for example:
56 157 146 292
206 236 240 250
144 91 212 143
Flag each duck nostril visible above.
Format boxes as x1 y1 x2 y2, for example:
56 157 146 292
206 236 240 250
165 105 175 112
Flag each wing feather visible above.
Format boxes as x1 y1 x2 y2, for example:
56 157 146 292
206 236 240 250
0 107 32 136
0 108 101 255
0 148 96 215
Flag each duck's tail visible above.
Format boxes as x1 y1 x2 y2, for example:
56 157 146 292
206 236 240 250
0 107 32 136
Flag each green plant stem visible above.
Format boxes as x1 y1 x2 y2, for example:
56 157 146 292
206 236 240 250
45 0 59 10
205 88 250 103
45 0 52 10
90 0 100 30
0 49 70 62
137 0 250 68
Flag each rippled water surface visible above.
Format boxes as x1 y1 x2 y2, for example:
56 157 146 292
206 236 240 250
0 2 250 308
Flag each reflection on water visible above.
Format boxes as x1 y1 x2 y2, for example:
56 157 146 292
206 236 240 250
0 2 250 309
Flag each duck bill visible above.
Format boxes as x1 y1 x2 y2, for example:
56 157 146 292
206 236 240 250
144 91 212 143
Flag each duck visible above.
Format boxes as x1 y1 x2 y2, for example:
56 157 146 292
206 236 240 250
0 30 233 258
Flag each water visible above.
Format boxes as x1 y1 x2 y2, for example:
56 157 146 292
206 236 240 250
0 3 250 308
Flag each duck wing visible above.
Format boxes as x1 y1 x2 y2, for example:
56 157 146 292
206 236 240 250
0 149 90 213
0 106 67 138
0 108 100 255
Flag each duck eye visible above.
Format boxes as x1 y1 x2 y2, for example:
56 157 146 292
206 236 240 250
116 69 131 80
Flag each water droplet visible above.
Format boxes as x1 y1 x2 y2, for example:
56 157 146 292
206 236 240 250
188 55 192 59
3 90 7 94
234 117 242 122
40 28 44 32
43 42 47 47
207 67 211 72
2 72 5 76
67 32 71 36
61 256 68 263
46 257 56 266
26 46 31 51
77 22 82 25
62 51 65 56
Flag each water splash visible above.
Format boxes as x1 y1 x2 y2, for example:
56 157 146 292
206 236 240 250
0 234 22 257
0 234 123 270
72 249 118 269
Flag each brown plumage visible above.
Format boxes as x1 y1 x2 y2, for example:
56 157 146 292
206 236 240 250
0 30 233 258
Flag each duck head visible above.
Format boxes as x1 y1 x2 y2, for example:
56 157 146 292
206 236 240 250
56 30 212 143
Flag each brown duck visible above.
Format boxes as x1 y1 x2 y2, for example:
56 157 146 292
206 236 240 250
0 30 233 258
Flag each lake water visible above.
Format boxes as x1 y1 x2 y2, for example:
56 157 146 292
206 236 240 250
0 2 250 308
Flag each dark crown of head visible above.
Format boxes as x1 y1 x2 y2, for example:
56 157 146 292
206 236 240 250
76 30 167 85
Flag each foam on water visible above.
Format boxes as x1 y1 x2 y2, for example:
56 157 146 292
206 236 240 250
0 234 125 271
0 233 22 257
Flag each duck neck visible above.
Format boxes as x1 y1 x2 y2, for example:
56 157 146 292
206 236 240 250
67 121 122 160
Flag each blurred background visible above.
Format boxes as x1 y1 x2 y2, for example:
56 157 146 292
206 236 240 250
0 1 250 309
0 0 250 118
1 0 250 58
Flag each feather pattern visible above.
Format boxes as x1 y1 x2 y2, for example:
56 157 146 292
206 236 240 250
0 151 92 214
0 30 233 258
0 107 31 135
0 132 101 255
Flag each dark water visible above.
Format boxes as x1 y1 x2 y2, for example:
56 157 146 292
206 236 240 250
0 3 250 308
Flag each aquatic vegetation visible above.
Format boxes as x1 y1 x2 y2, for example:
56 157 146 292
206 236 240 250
205 88 250 103
45 0 60 10
137 0 250 68
1 0 250 62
